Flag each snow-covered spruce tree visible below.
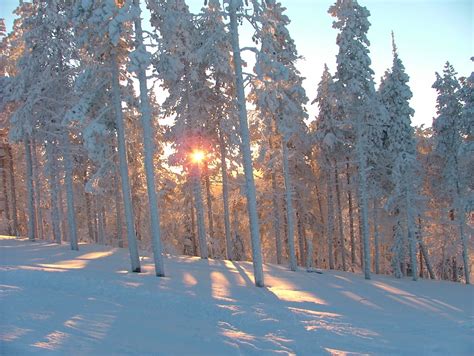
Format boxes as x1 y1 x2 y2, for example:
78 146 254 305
72 0 141 271
44 0 81 248
30 136 44 242
7 0 81 249
148 0 211 259
432 62 471 284
68 41 132 249
461 59 474 130
5 1 38 242
226 0 265 286
199 0 239 260
312 64 342 270
379 36 423 280
414 126 437 280
459 58 474 214
0 20 14 237
249 0 309 272
0 20 20 238
329 0 380 279
364 91 391 274
129 0 165 276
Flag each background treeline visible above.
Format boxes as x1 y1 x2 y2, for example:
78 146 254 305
0 0 472 286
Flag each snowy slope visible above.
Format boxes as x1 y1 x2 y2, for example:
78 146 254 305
1 237 473 355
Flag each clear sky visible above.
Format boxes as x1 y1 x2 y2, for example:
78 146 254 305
1 0 472 127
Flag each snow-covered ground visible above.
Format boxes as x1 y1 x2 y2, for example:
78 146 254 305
1 237 473 355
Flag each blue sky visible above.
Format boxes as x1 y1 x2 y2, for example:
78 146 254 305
1 0 472 127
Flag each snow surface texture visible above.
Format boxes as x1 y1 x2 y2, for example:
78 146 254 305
1 237 473 355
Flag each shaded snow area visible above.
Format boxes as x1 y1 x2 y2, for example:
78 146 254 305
1 237 473 355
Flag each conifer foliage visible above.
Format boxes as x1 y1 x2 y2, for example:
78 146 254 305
0 0 471 286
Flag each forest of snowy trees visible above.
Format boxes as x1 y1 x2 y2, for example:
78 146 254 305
0 0 472 287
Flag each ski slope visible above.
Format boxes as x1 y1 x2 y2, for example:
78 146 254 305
1 237 473 355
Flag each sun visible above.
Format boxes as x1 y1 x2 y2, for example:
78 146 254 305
190 149 206 164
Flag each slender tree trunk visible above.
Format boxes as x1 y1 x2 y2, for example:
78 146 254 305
111 49 140 272
346 161 356 266
204 166 215 254
192 167 208 259
406 188 418 281
283 202 288 258
282 138 297 271
83 169 94 243
306 235 314 271
452 257 458 282
308 216 321 268
314 181 325 265
393 208 409 278
326 165 335 270
296 207 306 267
309 152 325 255
134 196 142 243
1 148 12 235
24 136 36 241
392 221 403 278
219 130 233 260
358 205 365 270
190 191 197 256
314 180 325 228
91 194 99 243
455 195 470 284
132 1 165 276
419 248 424 278
113 172 124 248
373 198 380 274
98 198 105 244
355 119 371 279
84 189 94 242
270 137 283 264
229 0 264 287
46 142 61 244
400 217 407 277
63 132 78 251
58 178 67 242
102 205 107 234
232 203 245 260
416 217 435 279
58 180 69 241
6 146 18 237
31 138 44 241
296 187 308 267
334 162 347 271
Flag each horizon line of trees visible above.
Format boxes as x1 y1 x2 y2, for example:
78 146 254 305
0 0 472 286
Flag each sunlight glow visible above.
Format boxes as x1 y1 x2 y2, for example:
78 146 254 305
183 272 198 287
219 321 255 342
340 291 382 310
64 313 115 341
325 347 370 356
268 287 327 305
38 259 88 270
76 251 115 260
190 149 206 164
0 235 17 240
0 327 32 342
211 271 235 302
32 331 69 350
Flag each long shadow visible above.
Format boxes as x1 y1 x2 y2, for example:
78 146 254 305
230 260 256 288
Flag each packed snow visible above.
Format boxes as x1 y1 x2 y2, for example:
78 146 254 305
1 236 473 355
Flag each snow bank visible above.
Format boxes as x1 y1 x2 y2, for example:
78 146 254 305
1 237 472 355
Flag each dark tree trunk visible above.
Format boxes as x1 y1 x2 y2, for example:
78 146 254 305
1 147 12 235
6 146 18 236
334 162 347 271
346 161 356 267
